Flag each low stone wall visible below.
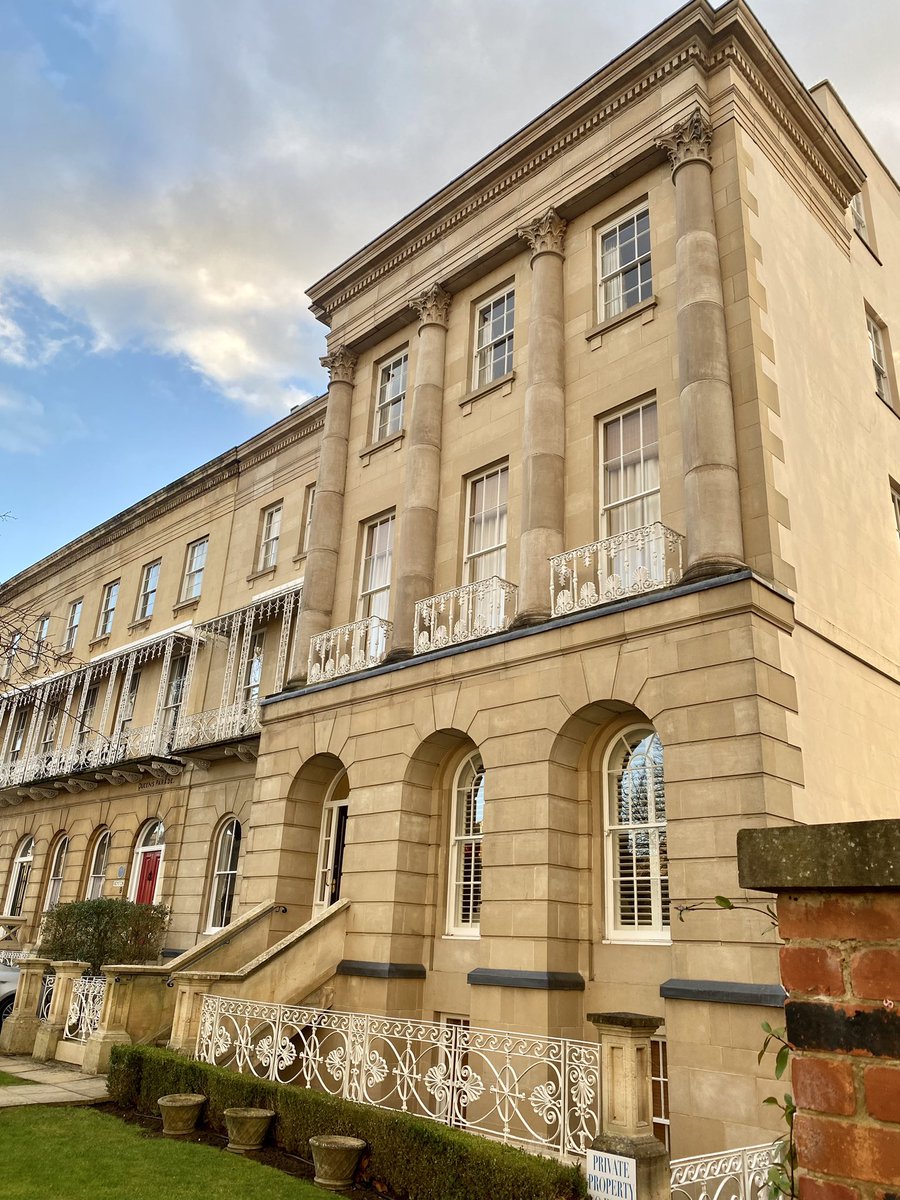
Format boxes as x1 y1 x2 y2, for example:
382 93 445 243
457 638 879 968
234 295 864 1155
738 819 900 1200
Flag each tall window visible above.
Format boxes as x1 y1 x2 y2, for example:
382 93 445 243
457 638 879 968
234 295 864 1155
375 351 407 441
32 616 50 663
358 515 394 660
448 751 485 934
8 709 29 762
181 537 208 602
314 771 350 915
85 829 111 900
892 483 900 541
40 701 60 757
850 192 869 241
464 466 508 582
161 656 189 733
44 836 68 911
137 562 160 621
2 632 20 680
258 504 282 572
602 401 659 536
77 685 99 747
117 671 141 734
63 600 82 652
97 580 119 637
866 313 891 406
207 818 242 931
4 836 34 917
129 820 165 905
241 633 265 705
604 727 669 939
598 206 652 320
473 288 515 388
301 483 316 555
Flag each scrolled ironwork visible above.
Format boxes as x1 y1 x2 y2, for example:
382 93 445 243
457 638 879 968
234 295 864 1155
63 975 107 1043
670 1142 777 1200
549 522 684 617
307 616 393 683
413 577 517 655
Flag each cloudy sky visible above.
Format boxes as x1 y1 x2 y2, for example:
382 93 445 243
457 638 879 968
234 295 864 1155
2 0 899 579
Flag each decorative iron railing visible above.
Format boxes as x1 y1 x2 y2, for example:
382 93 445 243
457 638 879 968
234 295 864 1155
63 976 106 1043
414 577 517 654
670 1142 778 1200
37 971 55 1021
308 616 393 683
0 949 27 966
196 997 601 1157
173 700 261 749
549 523 684 617
0 723 173 790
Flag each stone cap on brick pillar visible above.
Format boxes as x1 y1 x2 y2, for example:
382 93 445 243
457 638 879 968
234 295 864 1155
587 1012 664 1032
738 819 900 892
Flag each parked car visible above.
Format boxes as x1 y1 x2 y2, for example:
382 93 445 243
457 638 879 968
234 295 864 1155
0 962 20 1025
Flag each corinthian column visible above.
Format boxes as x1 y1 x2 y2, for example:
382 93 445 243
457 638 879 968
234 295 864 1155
388 283 452 660
291 346 357 683
658 109 745 579
515 207 567 625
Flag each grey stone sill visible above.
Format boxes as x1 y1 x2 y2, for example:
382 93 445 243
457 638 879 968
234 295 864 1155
738 819 900 891
586 296 657 346
359 429 405 465
660 978 786 1008
291 551 309 567
458 371 516 413
246 566 277 586
172 598 201 616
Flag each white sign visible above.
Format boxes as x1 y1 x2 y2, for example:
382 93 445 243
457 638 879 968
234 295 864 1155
586 1150 637 1200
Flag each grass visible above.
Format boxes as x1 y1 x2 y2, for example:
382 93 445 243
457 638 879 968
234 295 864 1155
0 1069 34 1086
0 1106 336 1199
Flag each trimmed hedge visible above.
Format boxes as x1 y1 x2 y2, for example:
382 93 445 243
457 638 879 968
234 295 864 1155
38 898 168 971
108 1045 586 1200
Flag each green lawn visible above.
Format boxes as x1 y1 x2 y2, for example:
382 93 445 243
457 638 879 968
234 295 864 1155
0 1069 34 1086
0 1106 335 1199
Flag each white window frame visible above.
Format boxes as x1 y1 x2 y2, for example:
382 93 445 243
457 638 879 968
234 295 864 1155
4 836 34 917
257 504 282 572
374 351 408 442
241 632 265 706
866 313 891 406
128 819 165 904
85 829 111 901
313 770 350 917
300 483 316 555
40 701 60 756
117 670 141 734
603 725 669 942
63 600 82 652
161 655 189 734
597 205 652 321
358 514 394 622
446 751 485 936
8 708 29 762
44 835 68 911
473 287 515 388
32 615 50 664
97 580 119 638
180 537 208 602
76 684 99 747
1 632 20 680
850 191 869 241
463 465 508 584
600 399 660 539
136 561 160 621
206 818 242 932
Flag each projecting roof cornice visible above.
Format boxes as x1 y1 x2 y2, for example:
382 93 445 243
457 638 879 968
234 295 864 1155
307 0 864 329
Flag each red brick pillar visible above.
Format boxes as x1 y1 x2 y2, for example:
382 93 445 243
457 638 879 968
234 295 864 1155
738 821 900 1200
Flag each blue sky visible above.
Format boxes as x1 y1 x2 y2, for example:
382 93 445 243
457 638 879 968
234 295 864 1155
3 0 900 580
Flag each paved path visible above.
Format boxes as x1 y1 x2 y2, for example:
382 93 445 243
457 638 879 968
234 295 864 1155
0 1055 109 1107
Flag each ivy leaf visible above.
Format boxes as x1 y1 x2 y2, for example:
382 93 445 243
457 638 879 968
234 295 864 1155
775 1045 790 1079
715 896 734 909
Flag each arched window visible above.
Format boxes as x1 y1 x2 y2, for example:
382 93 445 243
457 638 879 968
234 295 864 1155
43 836 68 911
128 820 165 905
604 726 669 939
85 829 111 900
313 771 349 917
207 819 242 931
4 836 34 917
447 751 485 935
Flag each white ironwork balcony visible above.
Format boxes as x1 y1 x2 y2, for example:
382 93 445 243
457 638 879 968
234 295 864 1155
0 723 177 791
307 616 392 683
197 996 600 1157
173 700 261 749
414 577 517 654
549 522 684 617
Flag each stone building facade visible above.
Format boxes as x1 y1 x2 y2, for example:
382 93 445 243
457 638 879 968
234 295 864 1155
1 0 899 1157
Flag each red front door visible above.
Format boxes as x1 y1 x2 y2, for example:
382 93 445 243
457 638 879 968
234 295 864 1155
135 850 161 904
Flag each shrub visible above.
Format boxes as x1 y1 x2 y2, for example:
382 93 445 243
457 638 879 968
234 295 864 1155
108 1045 586 1200
38 898 168 971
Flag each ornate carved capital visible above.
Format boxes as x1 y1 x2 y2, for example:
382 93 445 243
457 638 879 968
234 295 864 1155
657 108 713 176
517 207 567 259
411 282 452 329
320 345 358 385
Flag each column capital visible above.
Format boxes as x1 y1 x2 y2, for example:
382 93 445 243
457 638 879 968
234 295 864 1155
320 345 358 385
411 282 452 330
517 207 567 260
657 107 713 177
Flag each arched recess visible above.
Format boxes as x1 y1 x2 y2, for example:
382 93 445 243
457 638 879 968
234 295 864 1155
127 819 166 905
41 831 69 912
285 752 347 924
82 826 112 900
203 816 243 932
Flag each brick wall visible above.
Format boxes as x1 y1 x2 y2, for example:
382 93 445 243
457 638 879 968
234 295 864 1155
737 822 900 1200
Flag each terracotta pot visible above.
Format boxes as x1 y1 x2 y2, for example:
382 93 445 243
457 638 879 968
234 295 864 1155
157 1093 206 1137
223 1107 275 1154
309 1134 367 1191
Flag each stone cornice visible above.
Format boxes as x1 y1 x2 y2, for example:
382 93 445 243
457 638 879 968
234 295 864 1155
307 0 862 326
0 399 327 602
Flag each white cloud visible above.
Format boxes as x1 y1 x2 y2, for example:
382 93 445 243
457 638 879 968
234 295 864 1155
0 388 49 454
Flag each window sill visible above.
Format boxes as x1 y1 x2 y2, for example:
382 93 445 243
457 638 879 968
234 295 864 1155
586 295 657 347
601 934 672 947
291 551 309 567
441 931 481 941
172 598 201 616
88 635 111 651
246 566 277 586
127 617 152 634
853 227 882 265
459 371 515 415
359 429 405 466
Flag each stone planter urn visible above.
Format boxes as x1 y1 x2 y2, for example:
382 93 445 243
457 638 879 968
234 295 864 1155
309 1134 367 1191
223 1107 275 1154
157 1094 206 1137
